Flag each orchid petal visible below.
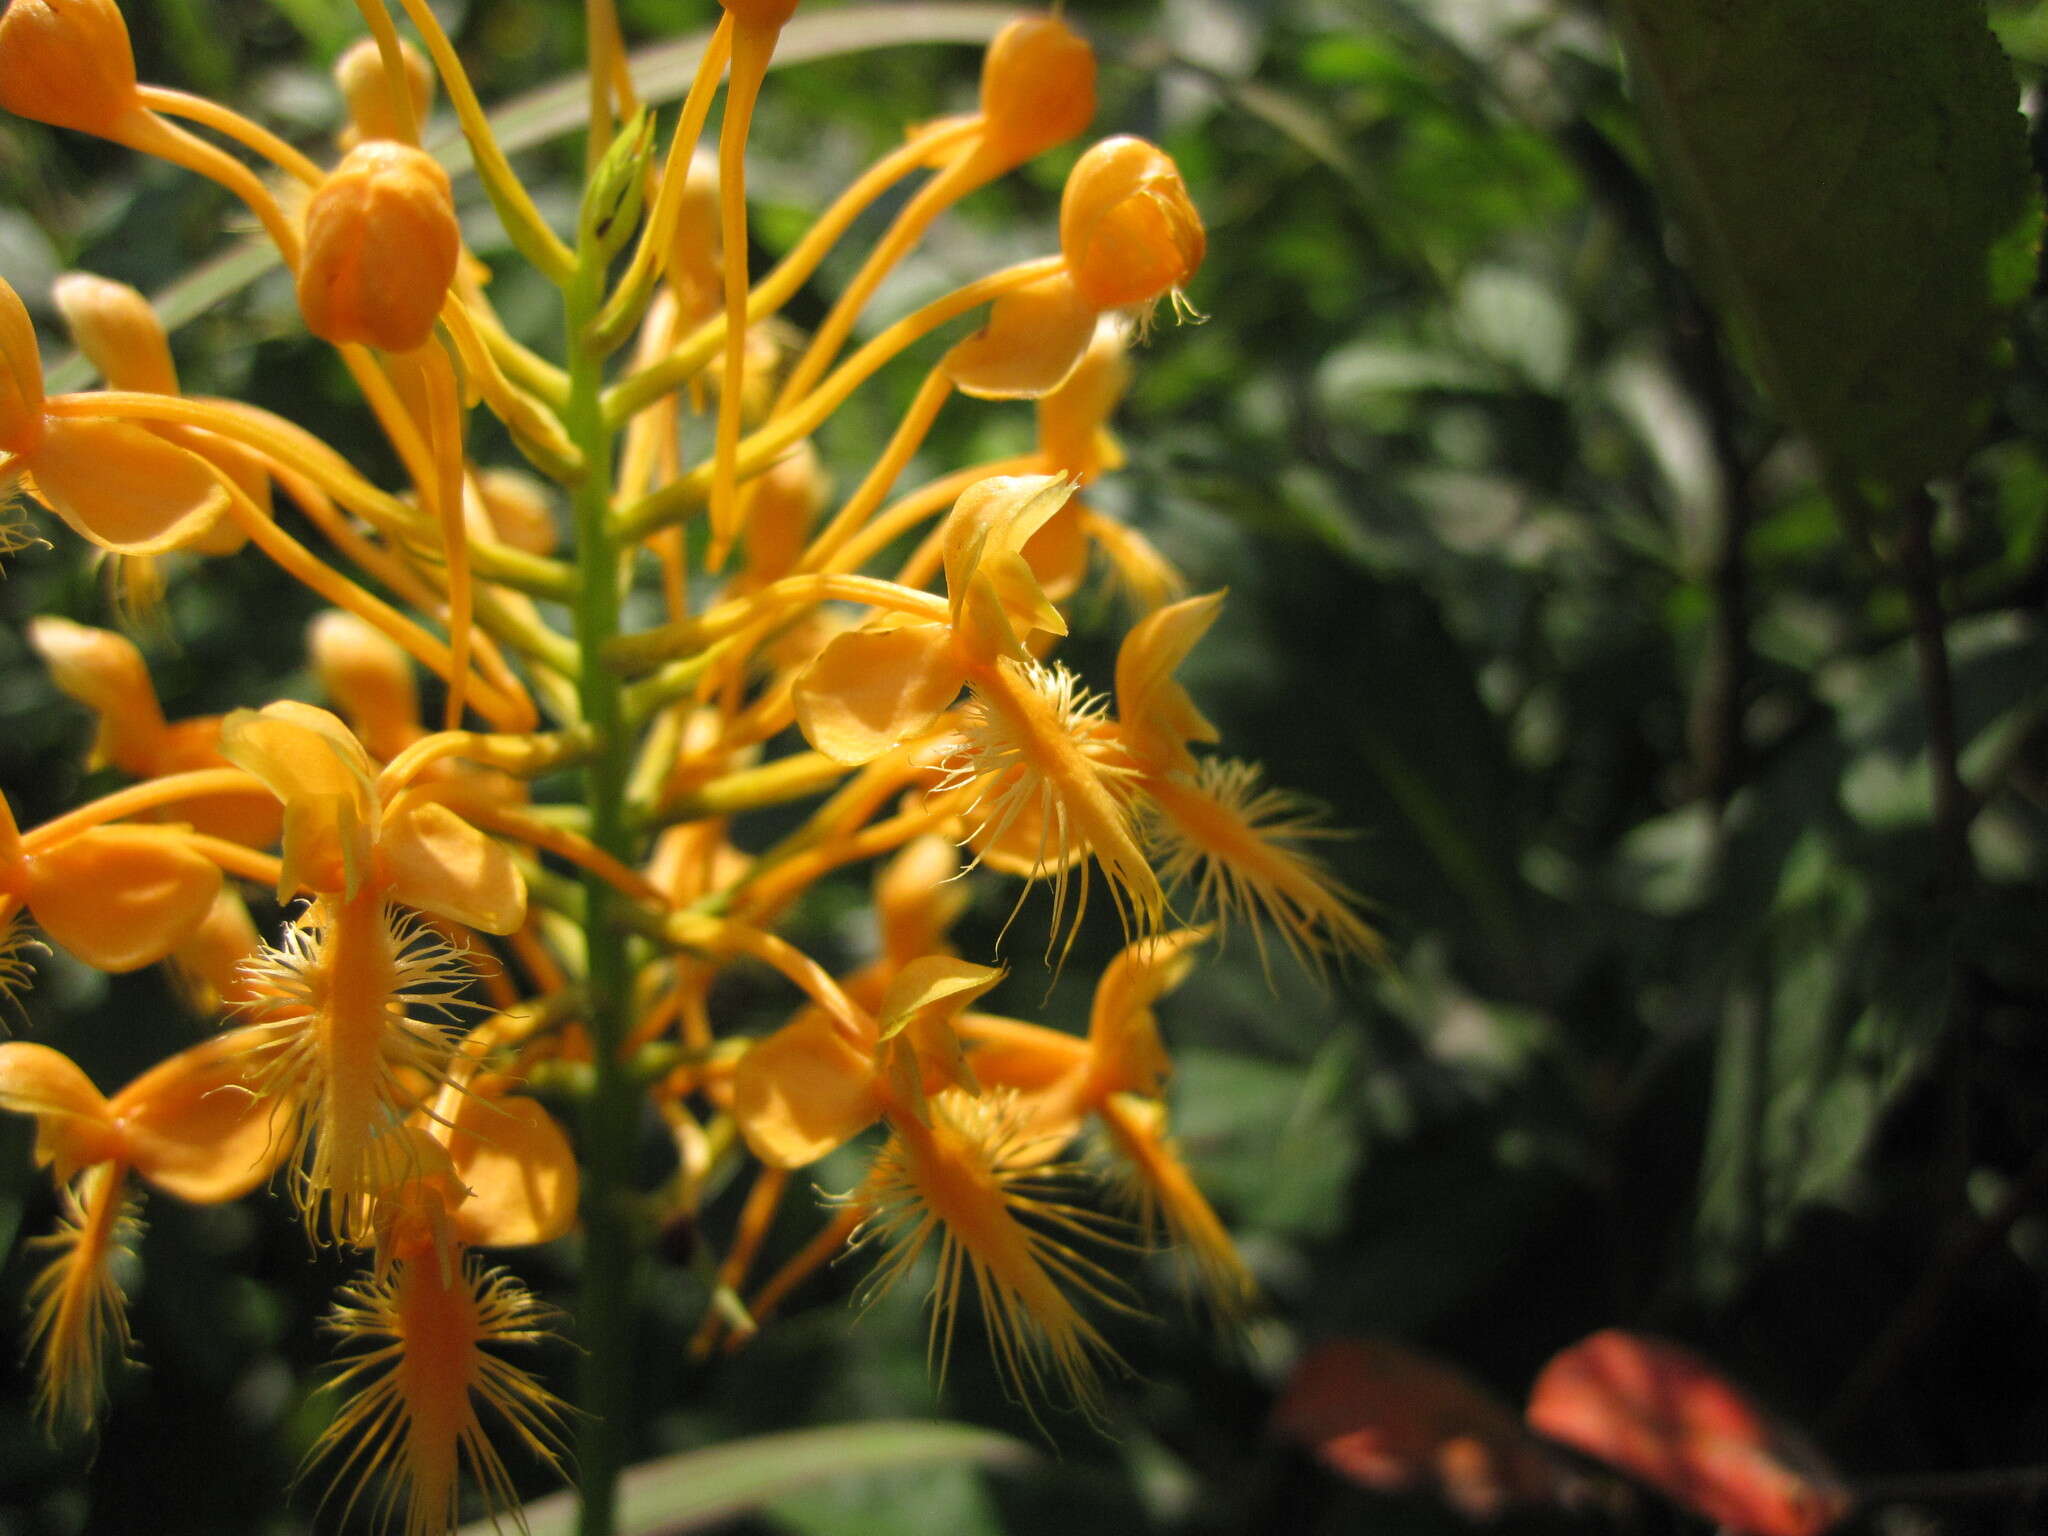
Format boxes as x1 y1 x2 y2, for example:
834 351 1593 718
23 826 221 973
793 623 963 765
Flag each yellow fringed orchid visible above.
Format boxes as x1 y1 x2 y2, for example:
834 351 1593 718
0 1032 289 1430
957 929 1259 1319
312 1253 569 1536
1106 597 1383 972
793 475 1163 938
0 0 1353 1512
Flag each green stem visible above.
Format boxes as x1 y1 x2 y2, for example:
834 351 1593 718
564 222 635 1536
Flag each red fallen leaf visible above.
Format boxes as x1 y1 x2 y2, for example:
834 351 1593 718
1274 1337 1570 1520
1526 1329 1853 1536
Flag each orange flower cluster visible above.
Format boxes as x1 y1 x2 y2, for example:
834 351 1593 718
0 1 1376 1530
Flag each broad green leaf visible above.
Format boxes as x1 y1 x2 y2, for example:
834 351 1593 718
470 1421 1035 1536
46 2 1017 392
1614 0 2040 504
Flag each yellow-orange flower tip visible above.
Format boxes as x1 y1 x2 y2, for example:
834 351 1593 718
0 276 235 557
793 621 965 767
378 788 527 935
313 1255 569 1536
719 0 800 29
297 142 460 354
876 834 969 969
941 473 1075 658
27 614 165 767
1087 513 1185 614
220 700 378 899
1114 591 1225 774
3 822 223 973
433 1088 579 1250
1059 137 1205 316
0 0 141 140
167 885 264 1015
943 271 1097 401
978 14 1096 169
733 1008 885 1169
1084 927 1206 1101
877 954 1004 1104
105 1031 288 1203
333 34 434 149
0 271 45 455
223 701 526 928
665 149 723 314
0 1041 121 1181
50 271 175 394
1097 1093 1257 1323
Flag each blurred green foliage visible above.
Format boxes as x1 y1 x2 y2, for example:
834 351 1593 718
2 1 2047 1533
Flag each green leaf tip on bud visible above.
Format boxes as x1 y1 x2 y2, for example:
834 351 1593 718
582 107 656 263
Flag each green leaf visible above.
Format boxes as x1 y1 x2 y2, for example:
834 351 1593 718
472 1421 1035 1536
45 2 1017 392
1614 0 2041 503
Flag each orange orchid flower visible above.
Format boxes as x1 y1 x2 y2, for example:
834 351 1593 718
1111 595 1383 973
952 928 1256 1318
794 474 1162 938
0 1032 288 1429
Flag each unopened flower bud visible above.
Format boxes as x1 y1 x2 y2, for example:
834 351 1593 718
979 15 1095 168
297 141 460 353
876 833 967 968
666 150 722 319
52 272 176 394
307 609 421 762
333 34 434 149
477 467 558 557
0 0 141 139
1059 137 1205 313
742 440 825 583
0 273 44 454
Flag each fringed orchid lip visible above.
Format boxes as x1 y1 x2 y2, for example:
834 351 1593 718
230 894 494 1246
311 1255 569 1536
850 1089 1132 1428
24 1162 138 1434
